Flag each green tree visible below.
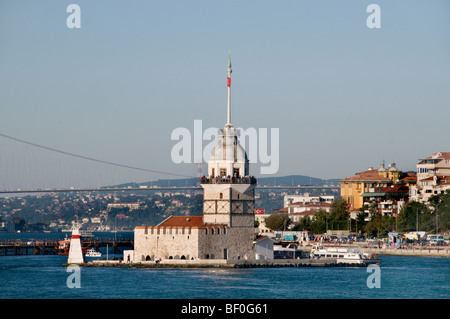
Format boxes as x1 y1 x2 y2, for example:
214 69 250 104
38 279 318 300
428 194 450 233
265 213 290 231
329 198 349 230
292 215 312 231
311 210 328 234
398 201 431 232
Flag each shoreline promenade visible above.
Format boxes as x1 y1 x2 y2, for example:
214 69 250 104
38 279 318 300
301 242 450 258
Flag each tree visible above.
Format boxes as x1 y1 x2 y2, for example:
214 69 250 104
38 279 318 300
265 213 290 231
292 216 312 231
428 194 450 233
311 210 328 234
329 198 350 230
398 201 431 233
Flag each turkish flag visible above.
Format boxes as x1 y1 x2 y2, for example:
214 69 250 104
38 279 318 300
227 77 231 87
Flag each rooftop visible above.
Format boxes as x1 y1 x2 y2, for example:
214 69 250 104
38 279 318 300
135 216 229 229
340 169 392 183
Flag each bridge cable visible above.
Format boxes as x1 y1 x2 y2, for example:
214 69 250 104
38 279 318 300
0 132 196 179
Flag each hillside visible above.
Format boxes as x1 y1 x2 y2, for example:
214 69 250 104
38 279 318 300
111 175 340 188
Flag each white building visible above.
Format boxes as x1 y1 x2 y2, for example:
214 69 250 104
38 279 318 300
254 236 275 260
409 152 450 202
283 194 334 208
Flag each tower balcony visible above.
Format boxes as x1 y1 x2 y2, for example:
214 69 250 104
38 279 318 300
201 176 257 185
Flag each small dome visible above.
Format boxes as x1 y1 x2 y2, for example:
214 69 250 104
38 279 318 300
209 127 247 163
388 163 398 171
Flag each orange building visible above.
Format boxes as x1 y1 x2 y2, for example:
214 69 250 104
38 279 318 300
340 168 392 210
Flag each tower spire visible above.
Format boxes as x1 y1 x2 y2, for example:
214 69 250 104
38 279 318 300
226 51 232 127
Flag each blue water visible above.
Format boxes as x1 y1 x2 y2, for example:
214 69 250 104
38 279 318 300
0 254 448 299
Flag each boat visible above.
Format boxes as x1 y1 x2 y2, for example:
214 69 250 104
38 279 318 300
85 248 102 257
56 238 71 255
310 245 381 265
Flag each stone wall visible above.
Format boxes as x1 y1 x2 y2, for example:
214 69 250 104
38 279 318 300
134 226 200 261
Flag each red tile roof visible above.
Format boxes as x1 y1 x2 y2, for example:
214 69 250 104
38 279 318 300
135 216 230 229
425 152 450 159
289 202 331 207
380 184 409 193
340 169 391 182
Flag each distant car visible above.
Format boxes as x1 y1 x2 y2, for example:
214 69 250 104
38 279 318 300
429 235 444 246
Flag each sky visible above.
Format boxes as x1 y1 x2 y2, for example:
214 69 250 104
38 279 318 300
0 0 449 189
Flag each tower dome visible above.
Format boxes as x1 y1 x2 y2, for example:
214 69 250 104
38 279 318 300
208 126 249 178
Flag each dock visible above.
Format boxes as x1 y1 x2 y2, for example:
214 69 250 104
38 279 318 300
0 238 133 256
67 257 379 269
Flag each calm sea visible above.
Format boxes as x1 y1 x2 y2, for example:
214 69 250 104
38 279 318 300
0 233 449 302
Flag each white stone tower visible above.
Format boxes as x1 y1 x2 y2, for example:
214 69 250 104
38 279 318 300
67 224 84 264
201 53 256 230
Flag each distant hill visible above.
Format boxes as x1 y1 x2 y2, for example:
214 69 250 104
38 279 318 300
111 175 340 188
257 175 340 187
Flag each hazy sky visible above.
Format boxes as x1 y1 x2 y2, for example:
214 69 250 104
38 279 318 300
1 1 449 189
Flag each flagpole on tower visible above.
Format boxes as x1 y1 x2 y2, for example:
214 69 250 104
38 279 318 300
226 51 232 127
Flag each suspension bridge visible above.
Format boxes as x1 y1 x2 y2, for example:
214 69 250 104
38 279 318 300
0 132 339 194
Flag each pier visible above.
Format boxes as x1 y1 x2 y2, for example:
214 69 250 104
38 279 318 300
0 238 133 256
71 257 379 269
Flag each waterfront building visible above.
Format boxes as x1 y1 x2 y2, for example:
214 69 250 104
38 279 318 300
409 152 450 202
339 165 393 211
254 236 275 260
133 54 258 262
361 184 409 218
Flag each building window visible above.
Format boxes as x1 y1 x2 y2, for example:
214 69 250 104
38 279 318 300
220 168 227 177
220 193 223 199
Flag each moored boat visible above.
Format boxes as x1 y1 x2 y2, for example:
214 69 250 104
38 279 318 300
310 245 381 265
85 247 102 257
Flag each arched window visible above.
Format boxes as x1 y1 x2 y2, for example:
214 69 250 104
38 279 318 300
220 193 223 199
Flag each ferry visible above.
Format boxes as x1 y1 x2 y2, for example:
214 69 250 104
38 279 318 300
85 248 102 257
310 245 381 265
